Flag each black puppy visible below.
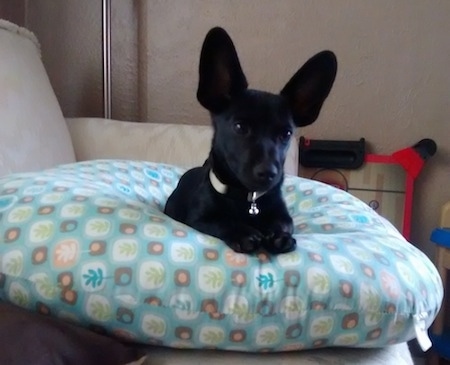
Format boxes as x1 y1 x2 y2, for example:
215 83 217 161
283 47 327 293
164 27 337 254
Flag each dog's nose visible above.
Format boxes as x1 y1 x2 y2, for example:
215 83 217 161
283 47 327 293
254 164 277 182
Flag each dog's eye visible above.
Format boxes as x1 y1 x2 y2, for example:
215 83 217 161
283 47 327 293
278 130 293 143
233 122 250 136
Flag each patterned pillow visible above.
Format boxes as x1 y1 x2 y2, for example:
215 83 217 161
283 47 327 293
0 160 443 352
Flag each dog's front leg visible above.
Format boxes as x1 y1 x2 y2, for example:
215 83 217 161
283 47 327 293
262 206 297 254
190 219 265 254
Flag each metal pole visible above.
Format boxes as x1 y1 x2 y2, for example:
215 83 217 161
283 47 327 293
138 0 148 123
102 0 112 119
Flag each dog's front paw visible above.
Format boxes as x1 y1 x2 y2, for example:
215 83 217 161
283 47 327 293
264 222 296 254
227 228 264 254
266 232 297 254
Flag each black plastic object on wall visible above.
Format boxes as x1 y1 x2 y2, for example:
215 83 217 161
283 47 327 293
299 137 366 169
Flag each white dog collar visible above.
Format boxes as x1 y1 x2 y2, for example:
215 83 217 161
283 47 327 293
209 169 266 215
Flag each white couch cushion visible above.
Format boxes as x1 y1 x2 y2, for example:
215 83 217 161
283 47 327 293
0 20 75 177
66 118 299 175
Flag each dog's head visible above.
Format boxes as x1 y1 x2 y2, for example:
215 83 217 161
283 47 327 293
197 27 337 192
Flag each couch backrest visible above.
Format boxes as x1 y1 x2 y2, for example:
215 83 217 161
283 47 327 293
0 20 75 177
67 118 299 175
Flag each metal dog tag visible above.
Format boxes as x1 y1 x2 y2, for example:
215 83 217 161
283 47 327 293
248 192 260 215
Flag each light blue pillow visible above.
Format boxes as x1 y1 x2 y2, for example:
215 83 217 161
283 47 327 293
0 160 443 351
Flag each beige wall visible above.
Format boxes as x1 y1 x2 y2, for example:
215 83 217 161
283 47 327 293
24 0 139 121
7 1 450 256
0 0 25 26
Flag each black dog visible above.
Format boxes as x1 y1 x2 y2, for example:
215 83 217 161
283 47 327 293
164 27 337 254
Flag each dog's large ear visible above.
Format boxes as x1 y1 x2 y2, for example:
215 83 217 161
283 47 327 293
280 51 337 127
197 27 248 113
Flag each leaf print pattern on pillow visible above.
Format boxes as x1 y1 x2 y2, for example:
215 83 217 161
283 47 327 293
53 239 79 268
0 160 443 352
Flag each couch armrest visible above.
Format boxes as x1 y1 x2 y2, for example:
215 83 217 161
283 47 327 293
66 117 299 174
